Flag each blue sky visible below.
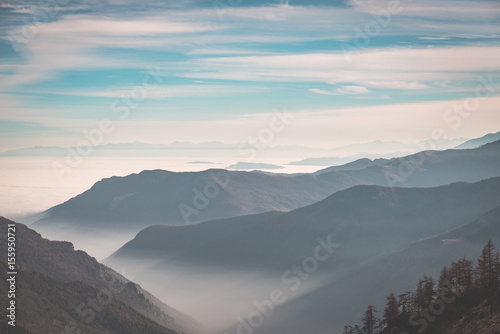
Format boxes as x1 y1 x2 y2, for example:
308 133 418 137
1 0 500 151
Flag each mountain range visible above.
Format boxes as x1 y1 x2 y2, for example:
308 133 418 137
11 135 500 333
105 176 500 333
34 140 500 231
454 130 500 149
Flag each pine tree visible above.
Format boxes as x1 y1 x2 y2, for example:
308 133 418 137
475 240 500 289
437 265 451 296
414 278 425 311
383 292 400 327
414 275 434 310
422 275 435 305
452 257 474 294
361 305 379 334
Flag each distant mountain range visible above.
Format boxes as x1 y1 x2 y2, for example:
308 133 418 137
105 176 500 333
0 217 203 334
0 141 312 157
288 137 469 166
313 157 390 174
454 130 500 149
34 140 500 231
288 152 401 166
317 139 500 187
0 141 313 157
289 132 500 166
1 136 477 160
226 162 284 170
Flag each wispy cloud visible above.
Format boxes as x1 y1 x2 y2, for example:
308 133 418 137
178 46 500 86
335 85 371 94
309 88 335 96
362 81 430 90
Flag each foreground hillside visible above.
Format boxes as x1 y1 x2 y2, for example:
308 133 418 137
343 241 500 334
0 217 203 334
0 261 178 334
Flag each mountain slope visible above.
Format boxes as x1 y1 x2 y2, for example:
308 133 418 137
314 157 390 174
257 203 500 334
341 139 500 187
0 217 203 334
33 168 364 229
0 261 178 334
455 130 500 149
109 177 500 271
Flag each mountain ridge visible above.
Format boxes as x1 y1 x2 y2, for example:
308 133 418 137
33 140 500 231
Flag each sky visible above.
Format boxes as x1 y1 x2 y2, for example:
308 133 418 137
0 0 500 153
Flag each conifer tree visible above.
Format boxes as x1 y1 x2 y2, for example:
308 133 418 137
475 240 500 289
449 257 474 294
414 275 434 310
437 265 450 296
362 305 378 334
383 292 400 327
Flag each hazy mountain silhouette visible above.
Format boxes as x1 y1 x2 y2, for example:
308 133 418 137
289 138 467 166
33 140 500 231
288 152 402 166
226 162 284 170
340 139 500 187
454 130 500 149
33 168 364 228
314 157 390 174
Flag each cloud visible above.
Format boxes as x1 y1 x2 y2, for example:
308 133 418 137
188 48 270 55
178 46 500 86
417 37 449 40
362 81 430 90
335 85 371 94
349 0 500 20
40 16 220 35
45 85 267 99
308 88 334 95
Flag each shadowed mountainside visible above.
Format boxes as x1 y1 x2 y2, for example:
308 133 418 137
0 217 204 334
0 261 179 334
